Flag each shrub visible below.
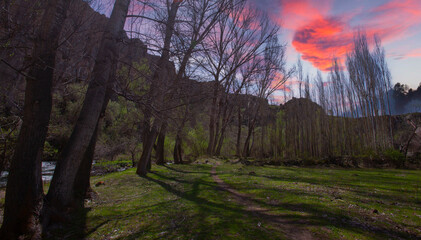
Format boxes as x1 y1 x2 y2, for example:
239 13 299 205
383 148 406 167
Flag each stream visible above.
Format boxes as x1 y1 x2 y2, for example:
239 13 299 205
0 161 56 188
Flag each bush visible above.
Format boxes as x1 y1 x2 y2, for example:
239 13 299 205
383 148 406 167
43 141 59 161
186 124 208 157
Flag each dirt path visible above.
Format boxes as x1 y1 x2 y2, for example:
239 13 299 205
211 166 317 240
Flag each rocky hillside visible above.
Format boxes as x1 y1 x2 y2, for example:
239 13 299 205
0 0 162 115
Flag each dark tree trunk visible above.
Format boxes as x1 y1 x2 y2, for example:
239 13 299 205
46 0 130 212
261 125 265 157
207 82 219 155
73 123 99 206
173 134 183 164
242 105 260 158
156 123 167 165
215 101 232 156
236 105 242 156
137 125 158 175
215 127 226 156
0 0 69 238
72 79 113 209
147 159 151 171
243 125 253 157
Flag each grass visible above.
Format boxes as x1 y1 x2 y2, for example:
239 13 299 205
93 159 132 168
50 164 286 239
1 162 421 239
217 164 421 239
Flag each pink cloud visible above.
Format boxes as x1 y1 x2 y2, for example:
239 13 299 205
278 0 333 30
292 17 353 71
287 0 421 72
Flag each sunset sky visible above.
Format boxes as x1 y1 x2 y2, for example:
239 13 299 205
98 0 421 97
248 0 421 93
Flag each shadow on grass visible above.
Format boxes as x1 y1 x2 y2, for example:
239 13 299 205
113 168 292 239
163 164 210 174
218 168 421 239
48 165 420 239
45 207 95 240
225 168 420 207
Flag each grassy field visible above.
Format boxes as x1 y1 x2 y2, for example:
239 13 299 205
217 164 421 239
1 162 421 239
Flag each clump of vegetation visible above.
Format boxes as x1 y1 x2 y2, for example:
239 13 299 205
382 148 406 167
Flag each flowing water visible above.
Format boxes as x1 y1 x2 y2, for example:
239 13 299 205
0 161 56 188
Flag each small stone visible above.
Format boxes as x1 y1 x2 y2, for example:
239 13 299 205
95 181 105 187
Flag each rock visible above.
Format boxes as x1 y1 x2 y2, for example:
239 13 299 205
372 209 378 214
248 171 256 175
95 181 105 187
241 160 251 165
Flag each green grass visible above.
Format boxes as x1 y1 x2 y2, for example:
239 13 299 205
51 164 286 239
217 164 421 239
93 158 132 168
2 163 421 239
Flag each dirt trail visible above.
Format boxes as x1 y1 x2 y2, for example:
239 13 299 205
211 166 317 240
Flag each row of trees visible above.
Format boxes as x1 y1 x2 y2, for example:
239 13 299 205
266 33 394 160
0 0 292 238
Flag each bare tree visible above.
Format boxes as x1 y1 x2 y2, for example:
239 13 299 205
242 35 293 157
346 31 392 151
134 0 228 174
199 0 280 156
135 0 183 175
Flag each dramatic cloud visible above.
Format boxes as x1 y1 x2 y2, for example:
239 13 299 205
292 17 353 71
278 0 333 30
255 0 421 72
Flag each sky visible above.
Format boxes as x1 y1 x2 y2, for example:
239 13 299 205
247 0 421 94
95 0 421 101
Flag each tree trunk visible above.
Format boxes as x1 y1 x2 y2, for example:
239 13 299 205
156 123 167 165
243 124 254 158
73 123 99 206
137 125 158 175
46 0 130 212
207 82 219 155
0 0 69 238
261 125 265 158
236 105 242 156
72 74 114 210
173 134 183 164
